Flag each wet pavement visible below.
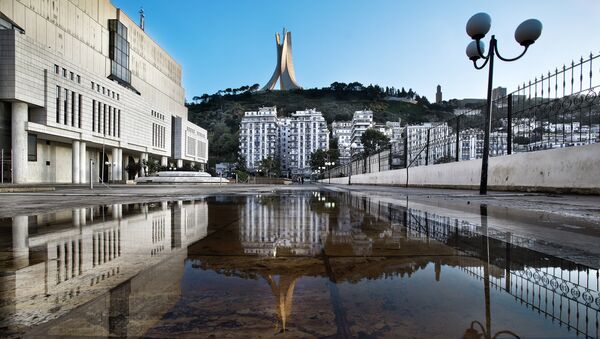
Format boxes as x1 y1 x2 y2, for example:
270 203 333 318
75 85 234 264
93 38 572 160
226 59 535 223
1 190 599 338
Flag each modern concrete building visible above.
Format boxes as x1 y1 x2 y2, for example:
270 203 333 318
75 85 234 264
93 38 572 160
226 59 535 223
0 0 207 184
350 110 374 154
288 108 329 176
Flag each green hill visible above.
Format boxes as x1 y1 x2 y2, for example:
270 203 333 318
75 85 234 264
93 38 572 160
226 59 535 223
187 84 454 167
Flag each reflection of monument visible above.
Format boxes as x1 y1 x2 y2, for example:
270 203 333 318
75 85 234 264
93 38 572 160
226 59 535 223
262 29 302 91
1 200 208 336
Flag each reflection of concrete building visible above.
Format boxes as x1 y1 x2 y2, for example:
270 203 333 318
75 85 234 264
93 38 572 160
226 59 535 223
240 195 329 256
0 0 207 184
262 29 301 91
2 200 208 335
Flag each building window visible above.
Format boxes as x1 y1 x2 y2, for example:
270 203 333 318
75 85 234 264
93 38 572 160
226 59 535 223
108 19 132 85
78 94 82 128
63 88 68 125
103 104 107 135
62 68 67 77
77 75 81 84
70 72 74 81
92 100 96 132
54 65 59 74
108 106 112 136
117 109 121 138
71 91 76 127
56 86 61 123
27 134 37 161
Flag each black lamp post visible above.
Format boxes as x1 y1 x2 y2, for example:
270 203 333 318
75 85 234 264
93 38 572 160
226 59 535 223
466 13 542 195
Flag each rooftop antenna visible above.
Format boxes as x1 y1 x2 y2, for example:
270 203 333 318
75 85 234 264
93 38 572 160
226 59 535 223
139 7 145 31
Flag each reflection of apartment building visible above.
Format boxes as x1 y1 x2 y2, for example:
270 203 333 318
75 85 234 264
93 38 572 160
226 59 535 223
240 195 329 256
0 0 207 184
3 200 208 334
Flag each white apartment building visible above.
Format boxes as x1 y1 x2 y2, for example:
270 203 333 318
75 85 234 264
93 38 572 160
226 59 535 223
239 107 279 172
350 110 374 153
0 0 207 184
288 109 329 176
239 107 329 176
278 118 291 176
332 121 352 164
404 122 449 166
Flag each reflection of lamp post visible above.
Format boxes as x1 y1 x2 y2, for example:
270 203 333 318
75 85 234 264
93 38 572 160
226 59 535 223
463 205 520 339
466 13 542 195
348 143 357 185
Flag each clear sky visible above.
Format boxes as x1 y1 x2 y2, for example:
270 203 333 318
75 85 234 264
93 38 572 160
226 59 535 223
113 0 600 102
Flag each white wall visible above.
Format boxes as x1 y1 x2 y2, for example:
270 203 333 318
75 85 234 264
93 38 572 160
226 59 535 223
325 143 600 194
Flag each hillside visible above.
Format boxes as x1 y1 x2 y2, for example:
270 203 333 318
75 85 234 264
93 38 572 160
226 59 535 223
187 84 455 167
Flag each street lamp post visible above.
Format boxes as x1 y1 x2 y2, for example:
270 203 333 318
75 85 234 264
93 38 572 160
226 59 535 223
325 161 335 184
348 142 357 185
466 13 542 195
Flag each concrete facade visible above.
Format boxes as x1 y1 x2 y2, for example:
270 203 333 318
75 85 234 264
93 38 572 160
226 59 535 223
325 143 600 194
0 0 207 183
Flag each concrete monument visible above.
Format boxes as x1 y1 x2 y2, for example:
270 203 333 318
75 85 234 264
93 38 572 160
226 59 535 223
262 29 302 91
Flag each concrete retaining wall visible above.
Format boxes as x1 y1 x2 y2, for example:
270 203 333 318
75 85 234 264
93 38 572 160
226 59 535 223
323 143 600 194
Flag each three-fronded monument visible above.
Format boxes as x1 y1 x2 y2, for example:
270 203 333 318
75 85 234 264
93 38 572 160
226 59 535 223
262 29 302 91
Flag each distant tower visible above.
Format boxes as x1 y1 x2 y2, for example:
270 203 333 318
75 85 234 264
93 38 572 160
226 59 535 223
139 8 145 31
262 28 302 91
436 85 442 104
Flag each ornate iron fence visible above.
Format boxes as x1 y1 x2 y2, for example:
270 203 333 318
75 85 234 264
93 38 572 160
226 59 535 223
325 53 600 180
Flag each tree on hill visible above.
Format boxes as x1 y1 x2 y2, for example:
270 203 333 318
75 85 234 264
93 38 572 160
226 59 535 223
361 128 390 155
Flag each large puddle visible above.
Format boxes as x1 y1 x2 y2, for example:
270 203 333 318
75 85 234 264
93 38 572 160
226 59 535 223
0 191 599 338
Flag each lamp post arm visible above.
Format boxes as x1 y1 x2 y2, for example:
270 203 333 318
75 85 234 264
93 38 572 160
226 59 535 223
473 58 490 70
494 43 529 62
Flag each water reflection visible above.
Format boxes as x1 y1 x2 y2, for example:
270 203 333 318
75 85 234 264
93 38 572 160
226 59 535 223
0 200 208 337
0 192 599 338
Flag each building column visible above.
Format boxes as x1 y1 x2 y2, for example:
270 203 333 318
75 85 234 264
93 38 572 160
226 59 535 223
117 148 123 181
79 142 87 183
161 156 168 167
176 159 183 168
112 148 119 183
72 140 80 184
11 102 28 184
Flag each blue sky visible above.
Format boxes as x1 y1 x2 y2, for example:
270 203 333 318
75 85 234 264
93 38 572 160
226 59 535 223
113 0 600 102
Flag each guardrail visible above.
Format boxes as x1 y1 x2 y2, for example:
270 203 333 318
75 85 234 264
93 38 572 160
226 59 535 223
326 53 600 181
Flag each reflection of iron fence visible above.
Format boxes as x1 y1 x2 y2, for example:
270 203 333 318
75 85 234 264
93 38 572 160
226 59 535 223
462 264 600 339
1 148 11 183
326 54 600 179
